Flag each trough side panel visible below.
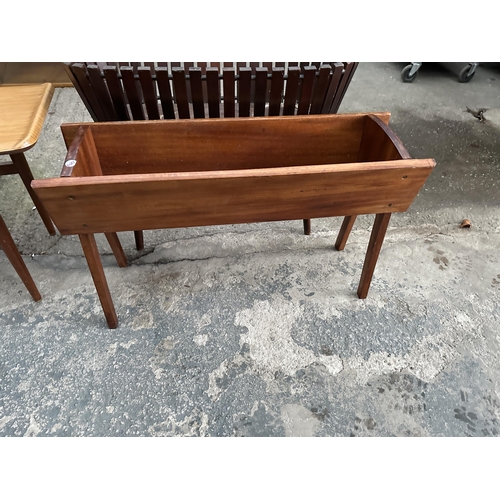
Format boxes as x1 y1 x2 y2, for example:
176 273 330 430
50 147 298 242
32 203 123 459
32 159 435 234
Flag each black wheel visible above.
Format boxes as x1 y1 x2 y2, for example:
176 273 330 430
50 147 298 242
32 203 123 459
458 65 475 83
401 64 418 83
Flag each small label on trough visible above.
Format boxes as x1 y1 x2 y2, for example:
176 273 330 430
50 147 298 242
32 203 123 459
65 160 77 168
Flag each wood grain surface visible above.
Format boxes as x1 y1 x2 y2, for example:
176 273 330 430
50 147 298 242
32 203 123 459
0 83 54 154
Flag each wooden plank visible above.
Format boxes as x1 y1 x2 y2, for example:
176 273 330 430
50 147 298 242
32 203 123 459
358 115 410 162
268 67 284 116
222 67 235 117
283 66 300 115
189 67 205 118
103 66 130 121
172 67 190 119
310 64 332 114
155 67 175 119
0 215 41 301
254 67 268 116
69 64 107 121
331 62 358 113
206 67 220 118
59 113 392 174
321 62 344 113
33 158 435 235
86 65 118 121
138 67 161 120
236 62 246 75
238 67 252 117
61 125 102 177
120 66 145 120
297 66 316 115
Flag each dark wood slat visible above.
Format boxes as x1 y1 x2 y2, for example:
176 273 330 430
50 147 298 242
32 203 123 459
297 66 316 115
238 67 252 117
310 64 332 114
138 67 161 120
196 62 208 73
184 62 194 72
189 67 205 118
288 62 298 67
331 62 358 113
283 66 300 115
70 63 107 121
249 62 259 74
236 62 246 75
268 67 284 116
103 66 129 120
321 62 344 113
262 62 272 72
223 67 235 118
206 67 220 118
254 67 268 116
120 66 145 120
275 62 285 68
144 62 155 74
172 67 190 119
155 67 175 119
311 62 320 67
86 65 117 121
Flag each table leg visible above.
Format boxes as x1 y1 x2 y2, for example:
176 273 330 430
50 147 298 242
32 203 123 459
335 215 357 251
303 219 311 235
79 233 118 329
10 152 56 236
0 215 41 301
357 213 391 299
134 230 144 251
104 233 128 268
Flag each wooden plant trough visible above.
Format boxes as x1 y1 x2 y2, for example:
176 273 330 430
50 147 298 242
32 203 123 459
32 113 435 328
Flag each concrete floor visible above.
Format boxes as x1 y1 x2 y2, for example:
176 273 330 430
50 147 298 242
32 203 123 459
1 62 500 436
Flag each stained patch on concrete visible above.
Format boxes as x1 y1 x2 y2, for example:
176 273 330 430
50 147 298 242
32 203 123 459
281 404 321 437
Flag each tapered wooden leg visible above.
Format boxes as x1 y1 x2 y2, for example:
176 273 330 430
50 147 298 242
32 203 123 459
357 213 391 299
79 233 118 329
0 215 41 301
134 230 144 251
104 233 128 268
303 219 311 235
10 153 56 236
335 215 357 251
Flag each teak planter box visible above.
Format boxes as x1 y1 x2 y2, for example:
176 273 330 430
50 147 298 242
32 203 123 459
32 113 435 328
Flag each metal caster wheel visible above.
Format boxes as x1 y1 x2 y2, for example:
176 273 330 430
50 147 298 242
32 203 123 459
458 64 477 83
401 63 420 83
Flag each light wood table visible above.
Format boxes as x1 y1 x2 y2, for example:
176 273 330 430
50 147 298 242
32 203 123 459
0 83 56 301
0 83 56 234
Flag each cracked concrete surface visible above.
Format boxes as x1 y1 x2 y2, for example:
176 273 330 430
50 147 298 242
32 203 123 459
1 62 500 436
